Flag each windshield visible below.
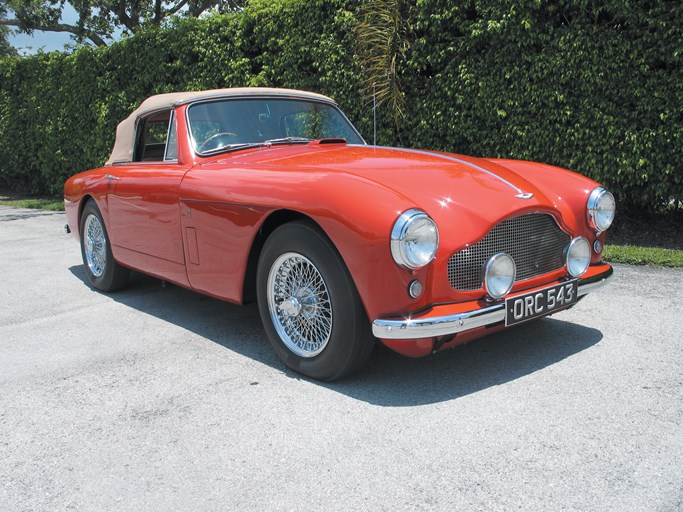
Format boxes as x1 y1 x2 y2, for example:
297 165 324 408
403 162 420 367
187 98 365 155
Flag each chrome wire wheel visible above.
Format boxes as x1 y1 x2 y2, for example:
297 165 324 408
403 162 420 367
267 252 333 358
84 213 107 278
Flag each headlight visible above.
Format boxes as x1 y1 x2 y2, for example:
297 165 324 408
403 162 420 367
483 253 516 299
391 209 439 269
587 187 616 232
565 237 591 277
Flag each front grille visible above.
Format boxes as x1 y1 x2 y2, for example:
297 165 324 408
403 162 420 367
448 213 569 291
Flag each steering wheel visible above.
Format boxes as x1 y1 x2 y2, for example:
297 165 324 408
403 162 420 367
197 132 238 152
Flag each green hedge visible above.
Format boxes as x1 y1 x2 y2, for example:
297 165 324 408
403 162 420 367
404 0 682 213
0 0 680 212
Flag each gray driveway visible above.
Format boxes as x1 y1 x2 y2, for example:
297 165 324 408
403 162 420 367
1 205 681 511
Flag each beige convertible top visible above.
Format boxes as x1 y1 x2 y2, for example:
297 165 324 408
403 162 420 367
106 87 335 165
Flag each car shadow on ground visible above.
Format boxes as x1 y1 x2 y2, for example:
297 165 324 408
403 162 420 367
69 266 603 407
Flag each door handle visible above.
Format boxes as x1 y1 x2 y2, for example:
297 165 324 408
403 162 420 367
105 174 120 181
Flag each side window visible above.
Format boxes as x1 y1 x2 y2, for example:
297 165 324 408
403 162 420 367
133 109 177 162
164 113 177 161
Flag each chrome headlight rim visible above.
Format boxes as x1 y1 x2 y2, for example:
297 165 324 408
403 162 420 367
587 187 616 233
483 252 517 300
565 236 591 278
390 209 439 270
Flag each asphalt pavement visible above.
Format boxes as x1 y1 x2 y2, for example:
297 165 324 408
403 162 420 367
0 205 681 511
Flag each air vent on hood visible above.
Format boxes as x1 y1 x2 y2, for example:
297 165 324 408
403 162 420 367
311 138 347 145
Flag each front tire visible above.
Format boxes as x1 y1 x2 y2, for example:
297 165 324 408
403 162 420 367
79 200 129 292
257 222 374 381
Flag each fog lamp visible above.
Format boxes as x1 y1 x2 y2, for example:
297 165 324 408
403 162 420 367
483 253 516 299
566 237 591 277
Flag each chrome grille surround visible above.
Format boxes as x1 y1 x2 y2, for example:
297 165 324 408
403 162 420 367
448 213 570 291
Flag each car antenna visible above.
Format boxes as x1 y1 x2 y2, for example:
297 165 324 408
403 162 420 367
373 87 377 146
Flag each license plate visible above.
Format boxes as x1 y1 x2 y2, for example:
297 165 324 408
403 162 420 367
505 280 578 326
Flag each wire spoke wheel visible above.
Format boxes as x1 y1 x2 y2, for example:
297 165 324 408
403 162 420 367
267 252 333 358
79 200 129 292
257 222 374 380
84 213 107 278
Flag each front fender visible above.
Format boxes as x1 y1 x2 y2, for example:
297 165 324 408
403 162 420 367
180 164 428 321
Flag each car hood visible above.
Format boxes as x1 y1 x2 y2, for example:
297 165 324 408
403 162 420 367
214 143 567 229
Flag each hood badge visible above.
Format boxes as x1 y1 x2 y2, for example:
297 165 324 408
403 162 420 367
515 192 534 200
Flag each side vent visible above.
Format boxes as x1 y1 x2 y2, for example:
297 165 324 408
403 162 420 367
185 227 200 265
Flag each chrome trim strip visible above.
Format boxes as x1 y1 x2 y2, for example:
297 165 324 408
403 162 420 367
373 303 506 340
383 147 527 196
372 266 613 339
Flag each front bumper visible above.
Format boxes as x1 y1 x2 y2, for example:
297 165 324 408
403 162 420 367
372 264 613 340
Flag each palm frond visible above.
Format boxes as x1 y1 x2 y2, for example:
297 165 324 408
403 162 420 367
355 0 410 130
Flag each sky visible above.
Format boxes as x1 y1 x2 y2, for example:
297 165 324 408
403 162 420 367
9 30 74 55
7 4 118 55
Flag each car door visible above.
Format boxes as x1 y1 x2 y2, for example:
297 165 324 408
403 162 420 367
106 109 191 280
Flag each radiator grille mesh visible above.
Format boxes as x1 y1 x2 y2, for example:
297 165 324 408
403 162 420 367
448 214 569 291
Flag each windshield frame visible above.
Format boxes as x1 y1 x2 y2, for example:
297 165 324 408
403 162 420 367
185 96 366 157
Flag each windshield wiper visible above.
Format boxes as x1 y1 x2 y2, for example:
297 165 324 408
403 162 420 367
202 137 312 155
264 137 312 144
202 142 263 155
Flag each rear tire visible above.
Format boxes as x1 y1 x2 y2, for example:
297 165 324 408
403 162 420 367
79 200 129 292
256 222 374 381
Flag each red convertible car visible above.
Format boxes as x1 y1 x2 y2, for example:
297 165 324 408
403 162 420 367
64 87 615 380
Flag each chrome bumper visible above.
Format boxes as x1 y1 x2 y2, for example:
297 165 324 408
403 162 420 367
372 266 613 340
